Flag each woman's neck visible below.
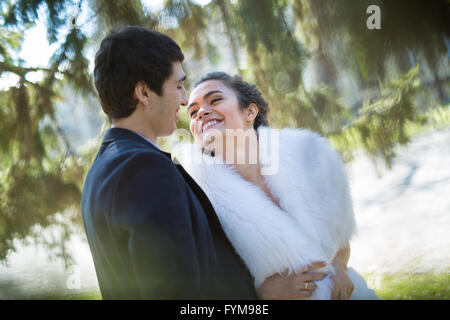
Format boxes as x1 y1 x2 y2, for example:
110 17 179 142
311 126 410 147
223 129 263 185
214 129 282 210
230 145 282 211
234 162 263 185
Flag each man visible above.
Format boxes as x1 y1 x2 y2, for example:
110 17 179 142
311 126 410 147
81 25 258 299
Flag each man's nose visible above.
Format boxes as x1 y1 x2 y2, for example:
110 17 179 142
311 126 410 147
180 90 188 106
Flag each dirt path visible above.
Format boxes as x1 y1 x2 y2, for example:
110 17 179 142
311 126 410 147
348 128 450 275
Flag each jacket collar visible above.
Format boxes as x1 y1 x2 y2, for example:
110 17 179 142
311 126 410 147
102 127 172 159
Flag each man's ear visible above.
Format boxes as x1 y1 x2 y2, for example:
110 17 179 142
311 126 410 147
246 103 259 123
134 81 151 105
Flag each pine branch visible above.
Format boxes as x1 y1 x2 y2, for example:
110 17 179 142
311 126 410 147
215 0 241 71
0 61 75 79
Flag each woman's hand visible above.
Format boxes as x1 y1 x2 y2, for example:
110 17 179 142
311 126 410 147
331 243 354 299
257 261 328 300
331 265 354 299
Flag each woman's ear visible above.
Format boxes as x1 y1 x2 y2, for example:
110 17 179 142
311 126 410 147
246 103 259 123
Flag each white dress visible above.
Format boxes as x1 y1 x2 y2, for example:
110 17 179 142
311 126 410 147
177 126 378 300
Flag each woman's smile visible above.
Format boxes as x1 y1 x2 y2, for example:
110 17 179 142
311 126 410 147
202 119 224 133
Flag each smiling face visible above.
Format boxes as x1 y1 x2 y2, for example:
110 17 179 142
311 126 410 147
146 61 187 137
187 80 253 147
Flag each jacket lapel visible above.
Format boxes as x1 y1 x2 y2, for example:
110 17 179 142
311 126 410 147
174 161 249 270
174 163 235 246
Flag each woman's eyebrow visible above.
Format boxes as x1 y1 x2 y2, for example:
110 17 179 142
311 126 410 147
187 102 198 113
187 90 223 112
203 90 223 100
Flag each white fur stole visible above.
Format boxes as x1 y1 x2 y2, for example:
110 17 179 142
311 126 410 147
177 126 357 299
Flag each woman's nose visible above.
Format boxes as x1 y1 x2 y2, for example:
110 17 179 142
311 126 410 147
197 108 210 120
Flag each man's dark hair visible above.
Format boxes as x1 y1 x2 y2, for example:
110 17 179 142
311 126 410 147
194 72 269 130
94 25 184 120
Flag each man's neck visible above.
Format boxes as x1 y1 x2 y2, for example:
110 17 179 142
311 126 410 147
112 119 157 145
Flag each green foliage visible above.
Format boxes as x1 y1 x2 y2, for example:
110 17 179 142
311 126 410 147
161 0 212 61
330 67 426 169
0 0 448 264
0 0 92 261
374 272 450 300
92 0 158 29
3 0 69 43
356 68 422 166
300 0 449 82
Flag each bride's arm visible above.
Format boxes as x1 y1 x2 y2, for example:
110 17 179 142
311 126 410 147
332 243 350 271
331 242 354 299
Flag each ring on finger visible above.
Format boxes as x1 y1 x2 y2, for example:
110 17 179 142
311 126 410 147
304 283 309 290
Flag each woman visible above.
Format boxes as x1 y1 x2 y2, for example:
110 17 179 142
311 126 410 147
179 72 378 300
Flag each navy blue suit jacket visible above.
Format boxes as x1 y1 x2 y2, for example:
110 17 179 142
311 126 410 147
81 128 258 299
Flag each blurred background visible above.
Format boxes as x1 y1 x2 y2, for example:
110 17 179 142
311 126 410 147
0 0 449 299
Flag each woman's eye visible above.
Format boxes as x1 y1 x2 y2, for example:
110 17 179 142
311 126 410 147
190 110 197 118
211 98 222 105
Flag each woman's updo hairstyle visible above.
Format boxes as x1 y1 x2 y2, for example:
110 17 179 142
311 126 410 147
194 72 269 130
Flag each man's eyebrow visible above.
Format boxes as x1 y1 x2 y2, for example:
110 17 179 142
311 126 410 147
177 75 186 82
187 90 223 112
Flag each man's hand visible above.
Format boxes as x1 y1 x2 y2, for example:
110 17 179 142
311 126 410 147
256 261 328 300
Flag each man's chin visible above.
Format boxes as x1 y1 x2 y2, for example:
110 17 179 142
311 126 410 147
159 126 177 138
